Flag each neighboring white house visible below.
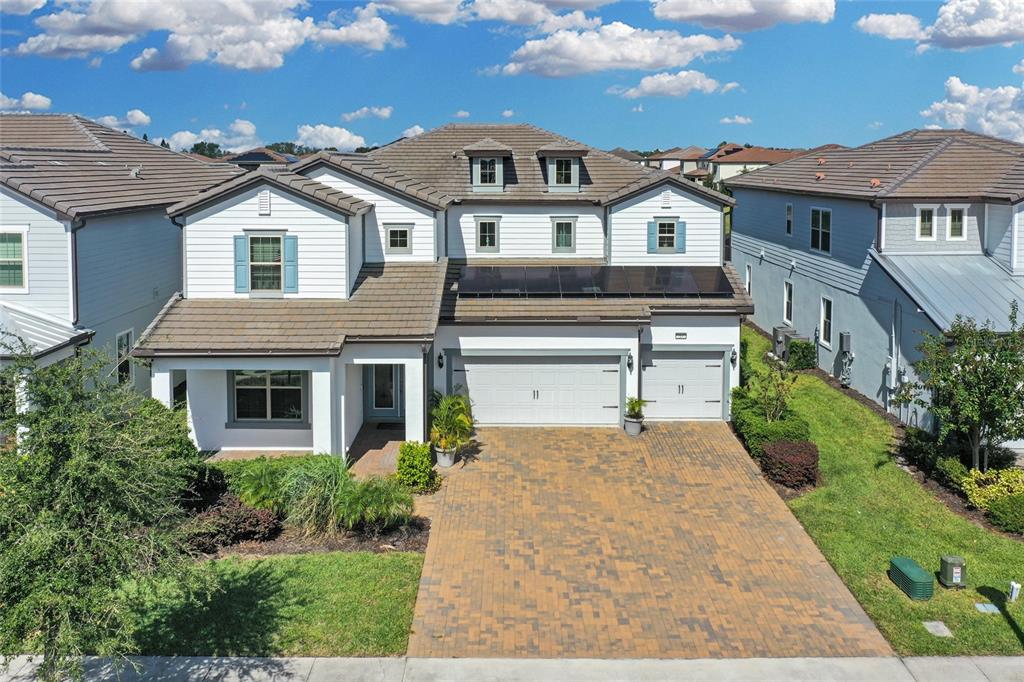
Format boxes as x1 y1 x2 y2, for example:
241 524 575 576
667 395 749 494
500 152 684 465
136 123 753 456
648 146 707 174
0 114 240 393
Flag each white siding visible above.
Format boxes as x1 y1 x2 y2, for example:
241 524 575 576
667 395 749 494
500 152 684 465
1015 203 1023 274
987 203 1014 272
447 204 604 259
0 188 70 320
307 168 435 263
609 185 723 265
716 162 768 182
184 185 348 299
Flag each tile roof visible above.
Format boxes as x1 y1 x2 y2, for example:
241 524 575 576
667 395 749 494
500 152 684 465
727 129 1024 203
0 114 243 219
871 251 1024 332
0 301 93 360
714 146 806 165
607 147 643 162
134 261 449 357
603 172 734 206
462 137 513 155
222 147 300 165
290 151 452 209
649 145 708 161
167 166 372 218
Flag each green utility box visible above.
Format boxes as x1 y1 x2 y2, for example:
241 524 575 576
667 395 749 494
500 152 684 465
889 556 934 601
939 555 966 589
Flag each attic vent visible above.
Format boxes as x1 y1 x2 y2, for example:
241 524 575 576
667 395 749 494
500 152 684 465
816 157 826 166
870 178 881 188
815 172 826 181
660 190 672 209
258 189 271 216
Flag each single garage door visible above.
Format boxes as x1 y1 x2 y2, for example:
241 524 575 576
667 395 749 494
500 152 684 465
453 356 621 425
641 351 725 420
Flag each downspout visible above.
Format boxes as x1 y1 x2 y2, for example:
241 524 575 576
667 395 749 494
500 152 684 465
69 217 86 325
170 214 187 298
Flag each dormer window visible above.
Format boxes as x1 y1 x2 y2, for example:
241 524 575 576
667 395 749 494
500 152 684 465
479 158 498 185
464 138 511 193
537 144 587 193
554 158 573 186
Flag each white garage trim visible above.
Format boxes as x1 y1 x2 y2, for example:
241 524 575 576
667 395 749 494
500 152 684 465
642 344 733 420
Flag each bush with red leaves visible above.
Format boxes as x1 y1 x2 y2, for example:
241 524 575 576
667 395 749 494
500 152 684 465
761 440 820 489
187 493 281 553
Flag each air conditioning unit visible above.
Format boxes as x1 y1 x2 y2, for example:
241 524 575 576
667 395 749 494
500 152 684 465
772 325 795 357
783 331 809 361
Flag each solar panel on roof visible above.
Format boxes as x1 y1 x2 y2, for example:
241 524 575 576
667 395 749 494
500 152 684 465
691 267 734 296
624 267 666 295
457 266 498 296
661 268 699 295
593 266 631 296
557 267 596 296
495 267 526 295
524 267 560 295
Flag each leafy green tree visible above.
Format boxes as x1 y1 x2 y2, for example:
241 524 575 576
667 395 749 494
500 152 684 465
0 343 200 680
188 141 224 158
895 301 1024 471
159 139 170 149
142 133 148 142
265 141 317 156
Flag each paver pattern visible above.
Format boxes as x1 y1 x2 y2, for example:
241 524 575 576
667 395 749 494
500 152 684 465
409 422 891 659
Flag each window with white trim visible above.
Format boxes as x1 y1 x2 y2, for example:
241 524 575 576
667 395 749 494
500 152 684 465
0 229 26 290
552 218 575 253
385 224 412 254
478 158 498 185
810 208 831 253
917 207 935 240
233 370 305 422
820 297 833 348
115 329 133 385
657 220 676 251
948 208 965 240
554 158 573 185
249 235 282 291
783 281 794 324
476 218 499 252
785 203 793 236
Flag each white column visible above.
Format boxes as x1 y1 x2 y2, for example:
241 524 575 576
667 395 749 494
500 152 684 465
403 357 425 443
151 365 173 408
310 368 336 454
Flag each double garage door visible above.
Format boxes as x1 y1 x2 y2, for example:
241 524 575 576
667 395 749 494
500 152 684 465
454 351 725 425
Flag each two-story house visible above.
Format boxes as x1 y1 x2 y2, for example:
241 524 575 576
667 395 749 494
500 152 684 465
727 128 1023 443
648 146 707 174
135 123 752 456
0 114 240 392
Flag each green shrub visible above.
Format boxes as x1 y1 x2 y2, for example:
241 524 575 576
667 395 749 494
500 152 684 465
935 457 969 492
986 493 1024 534
749 363 797 422
186 494 281 553
396 441 437 493
960 468 1024 511
731 391 811 462
215 455 322 496
234 457 290 515
739 336 753 387
761 440 820 488
347 476 414 535
283 456 356 538
899 427 944 474
787 339 816 370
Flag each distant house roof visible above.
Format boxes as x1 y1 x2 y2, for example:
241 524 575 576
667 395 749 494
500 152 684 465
134 261 449 357
648 145 707 161
683 168 711 178
871 251 1024 332
0 301 93 360
290 151 452 210
703 143 744 161
715 146 806 165
222 147 300 167
167 166 372 218
0 114 242 219
606 147 643 162
726 129 1024 203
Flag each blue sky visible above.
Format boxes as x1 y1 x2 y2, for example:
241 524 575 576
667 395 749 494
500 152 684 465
1 0 1021 152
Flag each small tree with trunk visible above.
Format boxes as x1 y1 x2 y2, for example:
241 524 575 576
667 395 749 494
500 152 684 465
894 301 1024 472
0 340 200 680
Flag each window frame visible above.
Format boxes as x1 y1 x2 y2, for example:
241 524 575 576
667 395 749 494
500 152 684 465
819 296 833 349
227 370 309 428
0 226 29 293
551 216 577 254
785 203 793 236
916 205 938 241
475 216 500 254
809 207 832 255
554 158 574 186
946 204 968 241
478 157 498 186
248 233 284 293
656 218 677 253
384 223 413 255
783 280 794 325
115 329 134 385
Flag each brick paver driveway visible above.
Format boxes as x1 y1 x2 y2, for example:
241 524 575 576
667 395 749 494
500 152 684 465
408 422 890 659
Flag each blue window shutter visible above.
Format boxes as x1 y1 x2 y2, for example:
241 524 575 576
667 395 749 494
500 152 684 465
676 221 687 253
233 235 249 293
283 235 298 293
647 221 657 253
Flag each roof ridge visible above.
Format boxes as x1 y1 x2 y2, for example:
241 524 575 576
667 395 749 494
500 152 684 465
876 136 956 198
522 121 660 175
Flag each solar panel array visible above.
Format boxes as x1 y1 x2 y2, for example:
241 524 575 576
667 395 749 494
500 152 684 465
457 266 734 298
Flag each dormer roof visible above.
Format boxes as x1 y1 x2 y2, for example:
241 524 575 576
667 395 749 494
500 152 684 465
462 138 513 157
536 142 589 158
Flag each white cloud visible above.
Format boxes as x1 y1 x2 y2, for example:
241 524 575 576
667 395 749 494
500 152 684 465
471 0 599 32
609 69 726 99
720 81 740 93
454 109 470 118
497 21 741 77
165 118 262 152
295 123 366 150
632 104 644 112
94 108 152 130
501 109 515 117
341 105 394 121
652 0 834 31
921 75 1024 142
379 0 467 24
125 108 151 126
1 0 47 15
867 120 883 129
8 0 403 70
856 0 1024 50
0 90 52 111
720 114 752 124
402 124 425 137
1014 59 1024 75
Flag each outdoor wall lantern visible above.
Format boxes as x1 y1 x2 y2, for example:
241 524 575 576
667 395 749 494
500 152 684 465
626 351 634 372
731 348 738 366
437 352 445 369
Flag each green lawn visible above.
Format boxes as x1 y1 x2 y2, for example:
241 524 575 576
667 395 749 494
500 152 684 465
131 551 423 657
742 326 1024 655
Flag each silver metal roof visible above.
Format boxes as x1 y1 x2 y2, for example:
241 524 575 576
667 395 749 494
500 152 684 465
0 302 93 359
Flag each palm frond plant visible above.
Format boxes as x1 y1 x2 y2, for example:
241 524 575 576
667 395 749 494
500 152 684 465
429 392 474 467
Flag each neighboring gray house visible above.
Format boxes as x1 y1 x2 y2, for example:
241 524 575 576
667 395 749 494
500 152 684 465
0 114 240 393
727 128 1023 442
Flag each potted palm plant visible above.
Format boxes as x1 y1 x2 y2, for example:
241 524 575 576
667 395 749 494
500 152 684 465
429 392 474 467
623 396 647 436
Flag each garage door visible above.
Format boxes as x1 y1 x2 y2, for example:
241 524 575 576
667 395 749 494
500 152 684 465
641 351 725 420
453 356 620 425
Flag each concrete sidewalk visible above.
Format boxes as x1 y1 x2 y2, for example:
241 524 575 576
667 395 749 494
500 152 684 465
3 655 1023 681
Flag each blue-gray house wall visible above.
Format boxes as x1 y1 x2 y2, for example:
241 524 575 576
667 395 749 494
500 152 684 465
730 187 938 430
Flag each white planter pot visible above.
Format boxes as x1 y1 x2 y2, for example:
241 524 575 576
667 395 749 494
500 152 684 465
624 417 643 436
435 446 457 468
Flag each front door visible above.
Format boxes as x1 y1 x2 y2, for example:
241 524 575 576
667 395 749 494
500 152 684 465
364 364 404 422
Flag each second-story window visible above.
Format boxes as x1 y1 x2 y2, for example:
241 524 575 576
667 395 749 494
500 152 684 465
552 218 575 253
657 220 676 250
476 218 499 253
479 158 497 185
917 207 935 240
785 203 793 235
385 224 412 254
249 235 283 291
555 158 573 185
810 208 831 254
0 230 26 290
949 208 965 239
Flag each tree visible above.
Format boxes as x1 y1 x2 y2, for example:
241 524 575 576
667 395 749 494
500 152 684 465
159 139 170 149
142 133 149 142
895 301 1024 471
188 141 224 158
0 342 200 680
265 141 316 156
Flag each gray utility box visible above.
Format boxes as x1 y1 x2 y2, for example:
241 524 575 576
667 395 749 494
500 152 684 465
772 326 795 357
839 331 852 354
939 555 966 589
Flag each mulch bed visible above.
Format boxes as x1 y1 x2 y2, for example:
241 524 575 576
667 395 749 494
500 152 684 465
217 517 431 558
